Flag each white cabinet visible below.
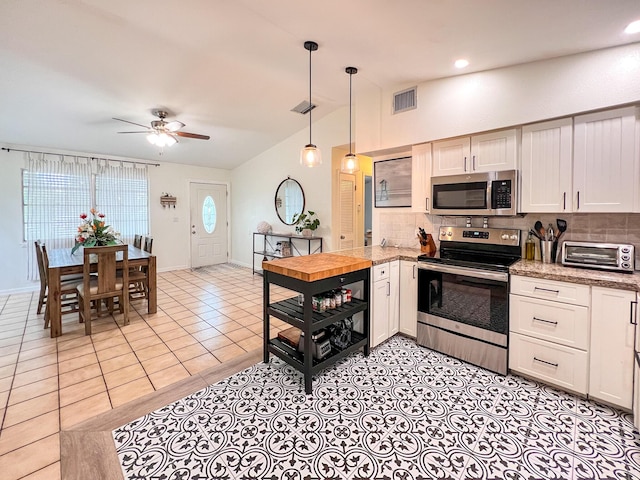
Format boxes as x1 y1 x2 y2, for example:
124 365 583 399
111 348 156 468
573 107 637 213
520 118 573 213
432 129 518 176
399 260 417 337
509 275 590 394
411 143 432 213
589 287 636 410
370 261 399 347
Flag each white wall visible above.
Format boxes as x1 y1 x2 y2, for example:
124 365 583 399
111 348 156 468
0 145 231 293
230 107 349 268
358 43 640 153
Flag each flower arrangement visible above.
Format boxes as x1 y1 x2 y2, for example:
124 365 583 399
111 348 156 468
71 208 120 254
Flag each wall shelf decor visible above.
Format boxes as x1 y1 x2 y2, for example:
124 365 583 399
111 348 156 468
160 193 177 208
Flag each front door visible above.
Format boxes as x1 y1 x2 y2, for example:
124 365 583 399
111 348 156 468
190 183 228 268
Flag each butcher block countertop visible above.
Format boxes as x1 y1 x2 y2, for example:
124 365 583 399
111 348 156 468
262 252 373 282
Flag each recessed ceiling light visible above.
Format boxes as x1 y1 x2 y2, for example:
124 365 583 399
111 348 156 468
624 20 640 34
455 59 469 69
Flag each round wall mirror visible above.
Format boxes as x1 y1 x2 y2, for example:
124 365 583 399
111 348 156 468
275 177 305 225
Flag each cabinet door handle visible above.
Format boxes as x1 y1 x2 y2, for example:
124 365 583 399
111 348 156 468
425 197 429 212
472 155 476 171
563 192 566 210
463 156 467 172
577 191 580 210
630 300 638 325
412 264 416 279
533 316 558 326
533 357 559 368
533 286 560 294
387 281 390 296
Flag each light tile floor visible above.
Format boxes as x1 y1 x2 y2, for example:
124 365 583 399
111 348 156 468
0 264 293 480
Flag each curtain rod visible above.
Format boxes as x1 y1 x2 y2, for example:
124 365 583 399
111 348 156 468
1 147 160 167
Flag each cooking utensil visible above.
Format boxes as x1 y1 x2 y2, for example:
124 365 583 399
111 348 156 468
548 224 555 241
534 221 546 239
556 219 567 240
529 229 541 240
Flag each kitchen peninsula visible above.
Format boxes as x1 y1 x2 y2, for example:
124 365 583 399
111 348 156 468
262 253 373 393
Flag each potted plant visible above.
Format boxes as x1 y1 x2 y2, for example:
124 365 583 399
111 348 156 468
292 210 320 236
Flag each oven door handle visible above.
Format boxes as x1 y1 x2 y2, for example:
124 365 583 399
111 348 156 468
417 262 508 282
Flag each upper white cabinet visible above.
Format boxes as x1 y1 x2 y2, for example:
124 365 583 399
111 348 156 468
573 107 637 213
411 143 432 213
432 129 518 177
520 118 573 213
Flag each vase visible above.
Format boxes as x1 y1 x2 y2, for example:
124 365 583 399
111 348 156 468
302 228 313 237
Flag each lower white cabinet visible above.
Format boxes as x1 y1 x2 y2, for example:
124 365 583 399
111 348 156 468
510 275 637 410
589 287 636 410
371 261 399 347
509 275 590 395
399 260 417 337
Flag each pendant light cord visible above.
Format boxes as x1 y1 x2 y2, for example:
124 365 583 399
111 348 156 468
348 71 352 155
308 44 312 145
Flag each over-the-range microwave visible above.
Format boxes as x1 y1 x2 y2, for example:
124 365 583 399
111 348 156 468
431 170 517 216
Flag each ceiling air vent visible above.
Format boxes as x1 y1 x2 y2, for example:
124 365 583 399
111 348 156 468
291 100 316 115
392 86 417 114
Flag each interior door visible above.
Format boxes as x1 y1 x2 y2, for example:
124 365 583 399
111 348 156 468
190 183 228 268
338 172 356 250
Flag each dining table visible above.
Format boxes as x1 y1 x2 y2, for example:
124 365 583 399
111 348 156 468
46 244 157 337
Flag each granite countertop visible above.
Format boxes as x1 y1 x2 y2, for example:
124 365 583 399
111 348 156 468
333 245 423 265
510 259 640 292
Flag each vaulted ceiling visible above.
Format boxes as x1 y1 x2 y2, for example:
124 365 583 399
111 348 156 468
1 0 639 169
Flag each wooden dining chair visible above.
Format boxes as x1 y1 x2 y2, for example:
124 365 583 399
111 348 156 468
133 234 142 249
77 244 129 335
37 242 83 329
143 236 153 254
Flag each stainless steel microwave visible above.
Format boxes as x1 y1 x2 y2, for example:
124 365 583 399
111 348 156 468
431 170 517 216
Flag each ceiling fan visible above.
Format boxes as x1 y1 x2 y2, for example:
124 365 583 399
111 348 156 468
113 109 210 147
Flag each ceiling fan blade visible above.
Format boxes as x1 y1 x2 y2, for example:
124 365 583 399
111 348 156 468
113 117 151 129
176 131 210 140
117 131 151 134
165 120 185 132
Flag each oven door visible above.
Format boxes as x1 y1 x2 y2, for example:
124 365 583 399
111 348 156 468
417 263 509 347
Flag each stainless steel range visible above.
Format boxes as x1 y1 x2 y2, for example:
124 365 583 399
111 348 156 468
417 226 521 375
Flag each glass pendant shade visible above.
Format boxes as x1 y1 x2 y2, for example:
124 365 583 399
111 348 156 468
340 66 359 173
300 143 322 167
341 152 359 174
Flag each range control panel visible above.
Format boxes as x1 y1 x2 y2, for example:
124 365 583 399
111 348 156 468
440 226 521 246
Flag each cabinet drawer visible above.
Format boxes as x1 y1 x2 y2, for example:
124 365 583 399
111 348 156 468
372 263 390 282
510 295 589 350
510 275 590 306
509 332 588 394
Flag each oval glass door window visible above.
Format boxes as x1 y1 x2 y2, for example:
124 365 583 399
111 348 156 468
202 195 217 233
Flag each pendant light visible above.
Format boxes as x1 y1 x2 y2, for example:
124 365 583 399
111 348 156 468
300 41 322 167
341 66 359 173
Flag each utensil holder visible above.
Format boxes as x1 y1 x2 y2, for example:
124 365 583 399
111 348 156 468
540 240 554 264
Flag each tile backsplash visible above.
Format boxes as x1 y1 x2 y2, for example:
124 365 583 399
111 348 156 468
377 212 640 269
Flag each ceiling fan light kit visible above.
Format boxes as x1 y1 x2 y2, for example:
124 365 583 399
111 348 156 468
300 40 322 168
341 66 359 174
114 109 210 151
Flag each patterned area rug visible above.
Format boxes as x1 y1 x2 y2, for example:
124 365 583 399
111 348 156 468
113 336 640 480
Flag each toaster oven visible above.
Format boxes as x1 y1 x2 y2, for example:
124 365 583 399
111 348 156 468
561 241 635 272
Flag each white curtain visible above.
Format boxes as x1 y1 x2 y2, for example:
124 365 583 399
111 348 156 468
24 154 149 280
25 153 92 279
95 159 149 245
